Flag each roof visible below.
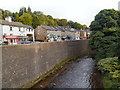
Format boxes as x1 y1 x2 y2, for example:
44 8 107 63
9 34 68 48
0 19 26 27
38 25 90 32
42 25 53 30
42 25 61 31
26 25 34 29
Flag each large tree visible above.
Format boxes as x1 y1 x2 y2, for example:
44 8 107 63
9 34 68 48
57 19 67 26
89 9 120 61
19 13 33 26
90 9 119 31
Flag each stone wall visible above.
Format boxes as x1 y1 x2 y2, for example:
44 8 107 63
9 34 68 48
2 40 89 88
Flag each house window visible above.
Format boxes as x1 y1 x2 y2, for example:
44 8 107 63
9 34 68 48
10 27 12 31
19 27 21 31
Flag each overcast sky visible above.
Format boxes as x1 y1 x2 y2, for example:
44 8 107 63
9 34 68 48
0 0 120 27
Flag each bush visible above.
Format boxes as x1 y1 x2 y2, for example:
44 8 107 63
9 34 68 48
97 57 120 88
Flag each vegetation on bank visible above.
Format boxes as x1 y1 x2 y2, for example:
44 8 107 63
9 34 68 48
98 57 120 88
0 7 88 29
89 9 120 88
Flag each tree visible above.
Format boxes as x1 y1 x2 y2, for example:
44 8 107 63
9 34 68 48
19 13 33 26
57 19 67 26
27 7 32 13
15 12 19 22
32 14 41 28
0 9 3 19
67 21 74 28
0 7 87 31
67 21 83 30
19 7 27 16
89 9 120 61
47 15 53 19
82 25 87 30
90 9 119 31
4 10 11 17
33 11 43 15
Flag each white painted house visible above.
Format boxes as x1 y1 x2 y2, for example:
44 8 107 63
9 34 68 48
0 16 34 45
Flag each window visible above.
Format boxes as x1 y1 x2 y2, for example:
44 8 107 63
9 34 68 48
19 27 21 31
23 28 25 32
10 27 12 31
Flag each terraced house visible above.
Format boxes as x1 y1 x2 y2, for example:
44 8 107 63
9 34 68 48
0 16 34 45
35 25 91 42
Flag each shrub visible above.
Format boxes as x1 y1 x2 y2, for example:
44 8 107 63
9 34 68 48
97 57 120 88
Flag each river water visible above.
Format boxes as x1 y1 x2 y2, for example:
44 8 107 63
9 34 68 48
47 55 104 88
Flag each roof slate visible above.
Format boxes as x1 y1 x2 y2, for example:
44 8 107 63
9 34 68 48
0 19 26 27
38 25 90 32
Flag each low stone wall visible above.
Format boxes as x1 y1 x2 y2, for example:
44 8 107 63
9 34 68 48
2 40 89 88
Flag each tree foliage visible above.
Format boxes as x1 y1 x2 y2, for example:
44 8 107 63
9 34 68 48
89 9 120 88
97 57 120 88
89 9 120 61
19 13 33 26
0 7 88 29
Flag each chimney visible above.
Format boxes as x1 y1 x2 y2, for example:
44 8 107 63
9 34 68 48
5 16 12 22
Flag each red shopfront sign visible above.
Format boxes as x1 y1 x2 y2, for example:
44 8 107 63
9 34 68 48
5 35 18 39
84 37 88 40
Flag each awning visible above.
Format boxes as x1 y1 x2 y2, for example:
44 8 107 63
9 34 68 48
18 36 28 39
5 35 18 39
50 34 56 37
62 36 66 38
67 35 72 38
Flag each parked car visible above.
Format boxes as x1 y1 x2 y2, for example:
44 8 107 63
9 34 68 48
31 41 40 44
24 41 31 44
0 42 8 45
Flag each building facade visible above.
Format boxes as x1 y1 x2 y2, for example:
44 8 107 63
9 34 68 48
35 25 90 42
0 17 34 45
34 26 47 42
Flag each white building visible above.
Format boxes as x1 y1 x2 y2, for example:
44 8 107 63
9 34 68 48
0 17 34 45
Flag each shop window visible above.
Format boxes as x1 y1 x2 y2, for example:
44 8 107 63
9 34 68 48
4 33 6 36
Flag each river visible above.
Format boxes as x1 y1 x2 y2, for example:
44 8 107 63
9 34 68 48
32 55 104 88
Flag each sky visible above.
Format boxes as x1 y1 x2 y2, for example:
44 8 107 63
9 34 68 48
0 0 120 27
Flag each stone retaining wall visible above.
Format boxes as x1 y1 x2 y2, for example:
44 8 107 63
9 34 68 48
2 40 89 88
